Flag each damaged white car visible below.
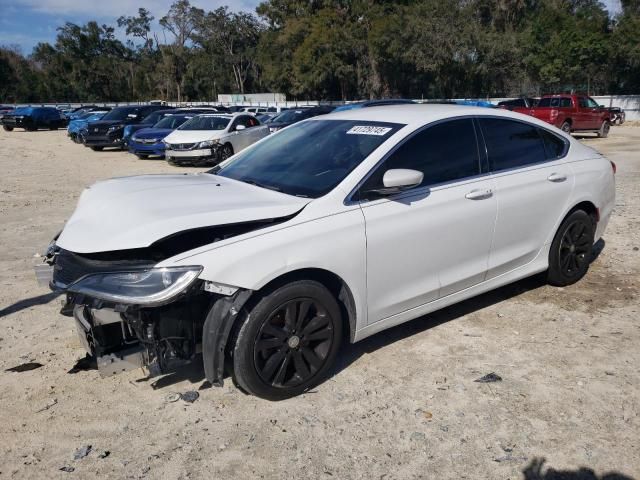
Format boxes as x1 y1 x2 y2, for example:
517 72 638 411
37 105 615 400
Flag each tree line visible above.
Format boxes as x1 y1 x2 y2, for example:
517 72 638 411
1 0 640 103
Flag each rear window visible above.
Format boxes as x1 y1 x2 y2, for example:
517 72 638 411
539 128 568 159
479 118 547 171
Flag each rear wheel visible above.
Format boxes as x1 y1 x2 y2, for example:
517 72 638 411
597 120 610 138
3 125 13 132
547 210 595 286
560 121 571 134
90 146 104 151
231 280 342 400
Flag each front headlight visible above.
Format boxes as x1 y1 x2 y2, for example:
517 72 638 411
68 266 202 306
196 140 217 149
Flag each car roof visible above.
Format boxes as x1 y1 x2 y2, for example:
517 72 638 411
313 103 560 128
197 113 242 118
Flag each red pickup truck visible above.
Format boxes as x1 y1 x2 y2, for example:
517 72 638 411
514 94 611 137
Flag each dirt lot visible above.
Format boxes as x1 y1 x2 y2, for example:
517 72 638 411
0 126 638 480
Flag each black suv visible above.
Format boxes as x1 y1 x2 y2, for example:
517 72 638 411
83 105 167 151
2 107 68 131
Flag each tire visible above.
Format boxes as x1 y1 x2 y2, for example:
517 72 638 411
560 121 571 134
90 146 104 151
597 120 610 138
220 143 234 161
3 125 13 132
547 210 595 287
137 154 149 159
231 280 343 400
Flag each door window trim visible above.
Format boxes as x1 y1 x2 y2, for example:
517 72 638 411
346 115 488 205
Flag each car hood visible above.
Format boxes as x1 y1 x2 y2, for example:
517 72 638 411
133 128 173 139
56 173 311 254
164 130 227 144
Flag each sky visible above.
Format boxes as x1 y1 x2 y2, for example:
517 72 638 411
0 0 623 55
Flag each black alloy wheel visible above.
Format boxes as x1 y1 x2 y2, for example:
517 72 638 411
231 280 342 400
558 221 592 277
254 298 334 388
548 210 595 286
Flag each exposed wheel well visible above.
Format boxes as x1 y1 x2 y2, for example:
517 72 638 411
566 201 598 224
563 118 572 125
256 268 357 342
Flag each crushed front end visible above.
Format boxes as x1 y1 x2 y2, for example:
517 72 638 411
38 244 214 378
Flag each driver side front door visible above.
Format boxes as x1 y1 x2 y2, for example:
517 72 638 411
358 118 497 325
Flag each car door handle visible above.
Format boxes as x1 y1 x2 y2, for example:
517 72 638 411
465 189 493 200
547 173 567 183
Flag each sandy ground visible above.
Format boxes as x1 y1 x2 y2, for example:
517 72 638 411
0 126 638 480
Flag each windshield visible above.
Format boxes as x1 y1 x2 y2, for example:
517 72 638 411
142 110 171 124
179 116 230 131
215 119 403 198
78 112 98 120
154 115 191 129
271 109 310 123
102 107 140 121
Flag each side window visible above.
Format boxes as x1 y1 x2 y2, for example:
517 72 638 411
560 97 572 108
586 97 599 108
538 128 568 160
550 98 560 107
479 118 547 171
365 119 481 191
578 97 589 108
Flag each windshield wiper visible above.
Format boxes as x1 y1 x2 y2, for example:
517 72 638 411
242 179 282 192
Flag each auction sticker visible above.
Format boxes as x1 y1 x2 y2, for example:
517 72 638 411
346 125 392 136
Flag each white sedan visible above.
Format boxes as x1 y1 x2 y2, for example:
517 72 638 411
163 113 269 165
39 105 615 400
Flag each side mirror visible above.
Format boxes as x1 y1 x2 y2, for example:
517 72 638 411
366 169 424 196
235 124 246 131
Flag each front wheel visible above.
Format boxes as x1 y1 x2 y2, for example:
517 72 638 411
220 143 234 161
231 280 342 400
3 125 13 132
547 210 595 286
560 121 571 134
597 120 610 138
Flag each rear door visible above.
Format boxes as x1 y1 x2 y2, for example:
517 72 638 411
478 117 574 279
359 118 497 324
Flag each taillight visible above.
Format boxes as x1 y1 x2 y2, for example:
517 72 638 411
610 160 616 174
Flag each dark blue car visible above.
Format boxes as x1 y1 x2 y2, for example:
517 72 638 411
128 113 197 159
